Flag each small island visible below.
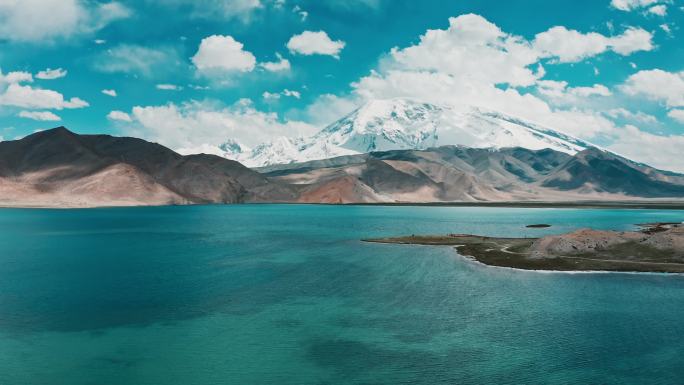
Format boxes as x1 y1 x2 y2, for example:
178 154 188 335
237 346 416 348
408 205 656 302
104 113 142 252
364 223 684 273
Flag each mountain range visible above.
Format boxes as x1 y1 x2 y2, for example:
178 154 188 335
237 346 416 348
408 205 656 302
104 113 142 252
263 145 684 203
223 98 595 167
0 127 298 207
1 124 684 207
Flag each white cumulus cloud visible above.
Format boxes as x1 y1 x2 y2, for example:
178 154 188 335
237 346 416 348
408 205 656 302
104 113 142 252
262 91 281 100
263 89 301 100
537 80 612 106
18 110 61 121
102 89 117 97
156 84 183 91
287 31 346 58
608 125 684 173
0 83 88 110
0 69 33 84
1 69 86 110
0 0 130 43
609 27 654 55
668 109 684 123
107 110 132 122
621 69 684 107
260 53 291 72
610 0 660 11
533 26 653 63
192 35 257 74
388 14 540 87
283 89 301 98
119 100 316 153
35 68 67 80
605 108 659 124
648 4 668 16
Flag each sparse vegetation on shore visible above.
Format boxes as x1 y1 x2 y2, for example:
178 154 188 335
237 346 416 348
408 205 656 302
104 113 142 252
365 223 684 273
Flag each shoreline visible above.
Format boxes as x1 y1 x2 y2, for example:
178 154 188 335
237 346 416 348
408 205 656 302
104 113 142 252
348 201 684 210
3 200 684 210
450 247 684 276
364 226 684 274
382 243 684 275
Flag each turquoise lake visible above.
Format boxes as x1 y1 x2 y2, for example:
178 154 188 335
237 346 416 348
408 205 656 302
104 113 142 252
1 205 684 384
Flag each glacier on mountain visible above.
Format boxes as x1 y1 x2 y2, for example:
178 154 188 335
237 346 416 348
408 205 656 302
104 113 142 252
217 98 594 168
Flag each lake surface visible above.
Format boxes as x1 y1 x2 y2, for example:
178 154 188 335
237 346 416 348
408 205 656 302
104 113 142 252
1 205 684 384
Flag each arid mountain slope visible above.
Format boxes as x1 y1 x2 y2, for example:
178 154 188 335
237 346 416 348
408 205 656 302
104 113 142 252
263 146 684 204
540 148 684 197
0 127 297 207
2 128 684 207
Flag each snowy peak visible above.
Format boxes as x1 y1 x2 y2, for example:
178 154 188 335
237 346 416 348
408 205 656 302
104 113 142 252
222 98 595 167
322 98 441 136
473 108 592 154
219 139 249 157
317 98 441 154
247 136 305 167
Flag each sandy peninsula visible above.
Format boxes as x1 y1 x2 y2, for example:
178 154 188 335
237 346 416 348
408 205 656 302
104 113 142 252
364 223 684 273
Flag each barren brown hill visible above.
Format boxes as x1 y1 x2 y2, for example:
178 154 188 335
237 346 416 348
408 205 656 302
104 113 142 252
0 127 297 207
3 127 684 207
264 146 684 203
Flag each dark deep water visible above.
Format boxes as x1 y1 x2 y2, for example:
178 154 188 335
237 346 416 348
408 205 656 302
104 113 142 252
1 205 684 384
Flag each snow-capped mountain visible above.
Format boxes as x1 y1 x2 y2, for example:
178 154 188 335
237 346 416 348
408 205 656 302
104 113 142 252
222 98 594 168
219 139 249 157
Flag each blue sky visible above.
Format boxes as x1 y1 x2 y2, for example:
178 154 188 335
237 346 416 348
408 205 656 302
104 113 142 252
1 0 684 170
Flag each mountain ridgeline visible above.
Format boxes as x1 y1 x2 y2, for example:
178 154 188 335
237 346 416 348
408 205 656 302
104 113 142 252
0 127 298 207
263 146 684 203
222 98 594 167
1 126 684 207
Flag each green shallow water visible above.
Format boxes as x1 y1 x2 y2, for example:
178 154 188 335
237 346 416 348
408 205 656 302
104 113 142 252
1 205 684 384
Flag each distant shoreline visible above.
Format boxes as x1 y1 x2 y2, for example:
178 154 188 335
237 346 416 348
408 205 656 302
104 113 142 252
450 250 684 276
364 223 684 273
3 200 684 210
347 201 684 210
